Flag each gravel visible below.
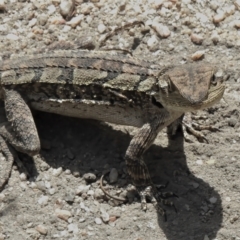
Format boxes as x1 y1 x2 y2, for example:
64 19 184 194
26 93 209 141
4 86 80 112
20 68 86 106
0 0 240 239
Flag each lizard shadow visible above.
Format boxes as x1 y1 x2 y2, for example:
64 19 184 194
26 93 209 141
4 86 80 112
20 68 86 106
31 112 222 240
147 134 223 240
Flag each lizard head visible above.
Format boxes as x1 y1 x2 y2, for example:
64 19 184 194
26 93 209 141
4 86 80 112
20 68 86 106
155 64 225 112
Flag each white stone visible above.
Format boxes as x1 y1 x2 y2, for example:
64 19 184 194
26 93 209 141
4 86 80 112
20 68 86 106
38 195 49 206
6 34 19 40
52 167 63 177
95 217 102 225
225 197 231 202
55 209 72 221
28 18 37 27
147 35 158 50
19 173 27 181
48 188 56 195
196 159 203 165
48 5 56 15
213 12 225 23
68 223 79 234
66 15 84 28
98 23 107 33
76 185 90 195
35 225 48 235
45 181 51 189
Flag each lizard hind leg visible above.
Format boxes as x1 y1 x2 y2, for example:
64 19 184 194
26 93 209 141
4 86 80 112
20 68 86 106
168 112 218 143
0 88 40 156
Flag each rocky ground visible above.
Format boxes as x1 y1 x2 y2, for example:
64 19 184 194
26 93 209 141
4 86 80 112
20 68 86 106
0 0 240 239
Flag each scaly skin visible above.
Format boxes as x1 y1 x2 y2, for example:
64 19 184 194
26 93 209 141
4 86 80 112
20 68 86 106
0 50 225 217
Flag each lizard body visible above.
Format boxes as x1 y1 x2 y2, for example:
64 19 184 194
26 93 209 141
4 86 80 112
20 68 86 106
0 50 225 216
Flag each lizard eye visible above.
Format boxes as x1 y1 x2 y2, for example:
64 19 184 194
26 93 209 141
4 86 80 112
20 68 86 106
211 74 217 85
168 80 175 92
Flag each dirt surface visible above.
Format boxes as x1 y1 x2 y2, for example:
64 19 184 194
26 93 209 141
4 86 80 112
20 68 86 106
0 0 240 239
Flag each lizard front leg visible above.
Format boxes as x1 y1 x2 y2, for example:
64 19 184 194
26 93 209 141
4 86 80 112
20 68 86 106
0 88 41 185
125 112 177 217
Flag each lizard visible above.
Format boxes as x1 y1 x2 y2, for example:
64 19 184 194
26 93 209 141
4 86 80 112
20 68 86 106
0 50 225 218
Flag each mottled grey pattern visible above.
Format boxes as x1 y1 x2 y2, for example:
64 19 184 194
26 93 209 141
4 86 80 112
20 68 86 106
0 50 225 216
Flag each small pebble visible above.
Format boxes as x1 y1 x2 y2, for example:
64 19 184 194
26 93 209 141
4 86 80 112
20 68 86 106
109 216 117 222
190 33 203 45
98 23 107 34
196 159 203 165
206 158 215 165
55 209 72 221
95 217 102 225
189 181 199 189
48 188 56 195
60 0 75 19
100 208 110 223
213 13 225 24
19 173 27 181
66 15 84 28
147 35 158 51
37 14 48 26
80 3 93 15
225 197 231 202
45 181 51 189
153 0 164 9
94 188 105 199
76 185 90 195
234 20 240 29
68 223 78 234
6 34 19 41
38 195 49 206
191 50 205 61
211 33 220 44
87 190 94 196
52 167 63 177
48 4 56 15
79 218 85 223
152 23 171 38
0 193 5 202
49 17 66 25
0 233 6 240
0 0 6 11
65 191 75 203
83 173 96 183
62 25 72 33
209 197 217 204
65 169 71 175
28 18 37 27
236 0 240 10
35 225 48 235
109 168 118 183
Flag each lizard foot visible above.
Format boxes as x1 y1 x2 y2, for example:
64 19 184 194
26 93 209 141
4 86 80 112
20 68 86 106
100 172 177 221
0 136 14 190
168 113 219 143
137 184 178 221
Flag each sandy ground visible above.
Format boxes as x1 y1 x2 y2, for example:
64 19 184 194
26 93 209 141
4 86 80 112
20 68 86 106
0 0 240 239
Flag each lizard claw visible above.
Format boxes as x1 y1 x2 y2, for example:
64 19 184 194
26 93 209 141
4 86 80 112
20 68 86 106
136 184 177 221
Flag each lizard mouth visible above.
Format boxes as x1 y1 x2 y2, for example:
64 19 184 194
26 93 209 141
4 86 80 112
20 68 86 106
199 81 225 109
